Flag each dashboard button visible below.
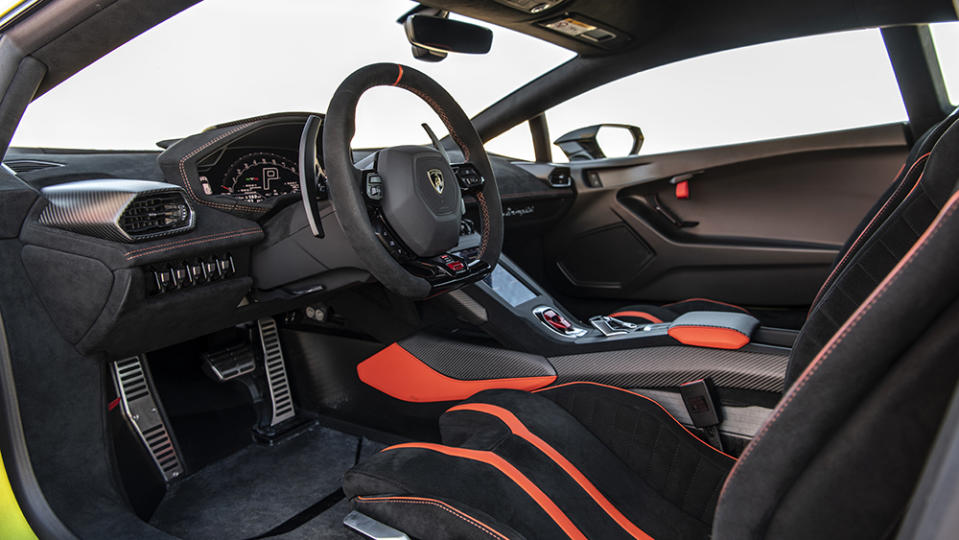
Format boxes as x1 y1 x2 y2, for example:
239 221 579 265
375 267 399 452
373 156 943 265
204 260 220 279
188 263 205 283
217 257 234 277
173 266 189 285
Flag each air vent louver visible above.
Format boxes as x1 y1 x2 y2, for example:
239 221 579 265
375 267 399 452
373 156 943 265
4 159 64 173
40 179 196 242
548 167 573 187
120 192 192 238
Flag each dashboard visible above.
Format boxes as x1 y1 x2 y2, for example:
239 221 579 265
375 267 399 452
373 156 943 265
6 110 573 358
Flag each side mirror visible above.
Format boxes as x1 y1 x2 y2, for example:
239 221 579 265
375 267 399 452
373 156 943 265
553 124 644 161
404 15 493 62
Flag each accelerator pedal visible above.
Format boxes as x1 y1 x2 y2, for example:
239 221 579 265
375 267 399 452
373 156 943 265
111 356 184 482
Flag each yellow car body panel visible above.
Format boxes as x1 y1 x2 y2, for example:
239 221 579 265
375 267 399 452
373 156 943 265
0 449 36 539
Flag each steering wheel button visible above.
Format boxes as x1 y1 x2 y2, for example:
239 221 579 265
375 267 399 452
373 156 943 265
366 174 384 201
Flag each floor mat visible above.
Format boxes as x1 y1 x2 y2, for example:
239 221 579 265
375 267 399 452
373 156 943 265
150 425 360 539
269 438 387 539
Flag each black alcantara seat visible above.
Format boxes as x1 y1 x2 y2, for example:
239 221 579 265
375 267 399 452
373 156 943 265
342 117 959 539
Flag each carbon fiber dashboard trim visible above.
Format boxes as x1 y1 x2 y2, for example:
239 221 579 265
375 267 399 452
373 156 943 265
397 335 555 380
39 179 194 243
549 346 788 393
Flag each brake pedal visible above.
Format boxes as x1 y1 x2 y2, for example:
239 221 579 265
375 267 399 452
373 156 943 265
111 356 184 482
202 343 256 382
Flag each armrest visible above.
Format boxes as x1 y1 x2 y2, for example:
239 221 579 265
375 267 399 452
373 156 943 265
667 311 761 350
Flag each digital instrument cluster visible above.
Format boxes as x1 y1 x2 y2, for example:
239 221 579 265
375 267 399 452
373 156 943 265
197 150 301 204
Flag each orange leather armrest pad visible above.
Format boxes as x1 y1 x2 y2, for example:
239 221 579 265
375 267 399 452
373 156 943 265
667 311 759 350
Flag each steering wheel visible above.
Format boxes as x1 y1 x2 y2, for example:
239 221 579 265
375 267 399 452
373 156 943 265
302 63 503 299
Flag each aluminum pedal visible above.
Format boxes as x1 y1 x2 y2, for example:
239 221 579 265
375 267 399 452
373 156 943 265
202 343 256 382
343 511 411 540
257 318 296 426
111 356 183 482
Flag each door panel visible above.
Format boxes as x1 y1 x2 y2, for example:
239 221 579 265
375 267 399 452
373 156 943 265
530 123 909 307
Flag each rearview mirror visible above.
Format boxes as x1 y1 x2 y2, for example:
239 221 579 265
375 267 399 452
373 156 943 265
553 124 644 161
404 15 493 62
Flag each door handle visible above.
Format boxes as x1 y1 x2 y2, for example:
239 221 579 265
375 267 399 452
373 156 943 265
652 194 698 228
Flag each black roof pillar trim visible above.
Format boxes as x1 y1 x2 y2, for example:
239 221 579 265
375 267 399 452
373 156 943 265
882 25 953 140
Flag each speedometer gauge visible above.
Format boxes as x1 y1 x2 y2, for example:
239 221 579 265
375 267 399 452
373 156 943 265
221 152 299 203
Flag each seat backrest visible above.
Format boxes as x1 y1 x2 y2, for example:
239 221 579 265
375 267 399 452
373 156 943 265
714 121 959 539
785 107 959 386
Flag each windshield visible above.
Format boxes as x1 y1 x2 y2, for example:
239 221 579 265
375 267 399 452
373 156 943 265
11 0 574 150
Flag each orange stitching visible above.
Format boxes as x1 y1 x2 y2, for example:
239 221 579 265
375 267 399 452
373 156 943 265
176 123 265 216
124 229 261 260
476 191 490 258
396 83 471 161
535 381 737 461
809 153 929 313
356 496 508 540
124 227 261 256
720 189 959 500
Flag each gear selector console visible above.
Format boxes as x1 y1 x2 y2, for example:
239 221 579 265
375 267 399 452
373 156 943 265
533 305 588 338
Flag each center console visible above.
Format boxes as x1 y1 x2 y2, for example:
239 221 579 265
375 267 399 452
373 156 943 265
444 253 796 357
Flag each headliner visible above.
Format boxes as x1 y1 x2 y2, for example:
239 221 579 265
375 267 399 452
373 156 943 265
2 0 957 139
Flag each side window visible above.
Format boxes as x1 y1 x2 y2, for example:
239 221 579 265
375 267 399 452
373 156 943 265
547 28 907 161
930 22 959 105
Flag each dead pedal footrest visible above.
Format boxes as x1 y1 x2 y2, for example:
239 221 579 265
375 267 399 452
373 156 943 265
111 356 184 482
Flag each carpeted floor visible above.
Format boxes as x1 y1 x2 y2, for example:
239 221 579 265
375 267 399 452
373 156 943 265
150 425 384 539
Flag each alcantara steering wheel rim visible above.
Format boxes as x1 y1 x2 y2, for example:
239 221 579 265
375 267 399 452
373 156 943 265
317 63 504 299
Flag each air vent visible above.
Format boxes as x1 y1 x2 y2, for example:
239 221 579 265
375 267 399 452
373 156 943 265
40 179 196 243
548 167 572 188
4 159 64 173
119 192 192 239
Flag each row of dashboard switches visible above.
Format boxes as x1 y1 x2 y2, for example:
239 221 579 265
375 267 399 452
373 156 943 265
148 254 236 295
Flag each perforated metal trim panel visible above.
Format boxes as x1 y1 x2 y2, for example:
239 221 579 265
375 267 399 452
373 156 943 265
549 346 788 393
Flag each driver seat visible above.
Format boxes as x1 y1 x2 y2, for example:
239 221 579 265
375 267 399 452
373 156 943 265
341 120 959 539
